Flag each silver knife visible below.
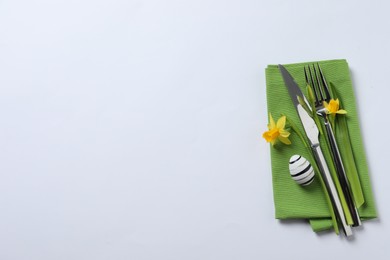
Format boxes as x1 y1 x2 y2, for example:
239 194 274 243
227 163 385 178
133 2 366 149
278 64 353 236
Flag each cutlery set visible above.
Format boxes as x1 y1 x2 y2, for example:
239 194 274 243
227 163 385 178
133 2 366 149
278 64 361 236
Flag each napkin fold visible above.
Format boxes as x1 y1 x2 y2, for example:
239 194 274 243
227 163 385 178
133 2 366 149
265 59 377 232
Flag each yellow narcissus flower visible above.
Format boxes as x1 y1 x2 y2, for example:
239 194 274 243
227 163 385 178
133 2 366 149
323 99 347 115
262 114 291 146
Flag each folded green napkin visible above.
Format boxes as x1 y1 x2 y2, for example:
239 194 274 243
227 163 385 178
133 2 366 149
265 59 377 232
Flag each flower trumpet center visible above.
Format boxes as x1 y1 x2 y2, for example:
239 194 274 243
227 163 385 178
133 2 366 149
326 99 339 114
263 128 280 142
269 128 280 138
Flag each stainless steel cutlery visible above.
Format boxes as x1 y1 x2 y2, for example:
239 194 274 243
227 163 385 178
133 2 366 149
278 64 355 236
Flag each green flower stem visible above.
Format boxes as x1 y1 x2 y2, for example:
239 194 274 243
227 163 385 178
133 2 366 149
329 114 336 133
309 151 339 234
307 84 324 136
283 114 308 148
298 96 312 117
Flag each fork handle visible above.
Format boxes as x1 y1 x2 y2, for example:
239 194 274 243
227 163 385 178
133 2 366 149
311 144 353 236
323 120 362 226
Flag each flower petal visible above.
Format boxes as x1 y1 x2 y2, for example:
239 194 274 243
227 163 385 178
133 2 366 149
336 109 347 114
279 129 290 137
278 136 291 145
269 113 275 129
323 101 330 114
276 116 286 129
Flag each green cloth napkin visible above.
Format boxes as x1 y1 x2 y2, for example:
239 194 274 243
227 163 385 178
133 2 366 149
265 59 377 232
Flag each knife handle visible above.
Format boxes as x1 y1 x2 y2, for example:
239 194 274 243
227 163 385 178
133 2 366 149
311 144 353 236
323 120 362 226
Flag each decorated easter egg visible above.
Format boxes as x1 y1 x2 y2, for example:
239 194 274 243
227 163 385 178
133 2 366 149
289 155 315 186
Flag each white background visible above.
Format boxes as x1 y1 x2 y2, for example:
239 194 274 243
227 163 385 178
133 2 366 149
0 0 388 259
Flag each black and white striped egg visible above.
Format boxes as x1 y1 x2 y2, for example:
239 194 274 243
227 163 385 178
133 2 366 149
289 155 315 186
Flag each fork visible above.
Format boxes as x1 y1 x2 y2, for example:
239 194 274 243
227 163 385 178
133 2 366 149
304 64 362 227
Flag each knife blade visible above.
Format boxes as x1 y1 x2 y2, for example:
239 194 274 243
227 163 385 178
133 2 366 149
278 64 353 236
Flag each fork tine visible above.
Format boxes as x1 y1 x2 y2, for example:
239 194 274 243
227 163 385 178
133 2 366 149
317 63 331 101
304 66 309 85
306 65 321 106
312 64 326 102
303 66 312 100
